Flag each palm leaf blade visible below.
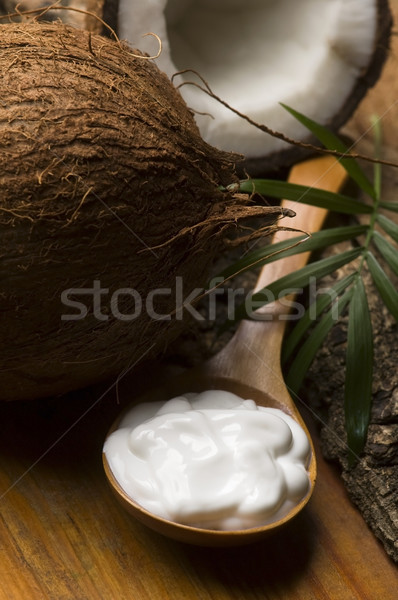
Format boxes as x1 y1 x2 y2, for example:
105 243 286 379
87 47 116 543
366 252 398 321
238 180 372 214
379 201 398 213
281 104 376 199
218 225 367 283
282 273 356 363
344 278 373 465
376 214 398 244
286 289 352 394
372 231 398 277
230 247 362 324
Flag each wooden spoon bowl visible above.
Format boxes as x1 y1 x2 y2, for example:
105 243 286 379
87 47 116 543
103 156 347 546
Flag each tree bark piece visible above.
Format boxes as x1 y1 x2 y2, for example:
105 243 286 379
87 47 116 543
304 264 398 562
301 0 398 562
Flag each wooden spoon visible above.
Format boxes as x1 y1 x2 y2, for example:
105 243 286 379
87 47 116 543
103 155 348 546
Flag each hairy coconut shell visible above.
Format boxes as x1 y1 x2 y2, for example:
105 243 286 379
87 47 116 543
0 22 286 401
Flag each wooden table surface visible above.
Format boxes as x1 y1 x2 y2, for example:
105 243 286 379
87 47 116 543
0 381 397 600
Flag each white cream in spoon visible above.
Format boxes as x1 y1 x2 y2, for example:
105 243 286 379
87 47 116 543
104 390 311 530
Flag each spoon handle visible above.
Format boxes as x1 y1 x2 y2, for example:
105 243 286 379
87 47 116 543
209 155 348 405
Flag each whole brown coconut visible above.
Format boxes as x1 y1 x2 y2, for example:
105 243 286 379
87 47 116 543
0 21 286 401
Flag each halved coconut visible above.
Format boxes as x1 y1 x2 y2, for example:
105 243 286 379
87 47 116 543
107 0 391 171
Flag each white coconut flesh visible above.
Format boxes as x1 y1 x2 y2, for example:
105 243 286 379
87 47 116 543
118 0 378 158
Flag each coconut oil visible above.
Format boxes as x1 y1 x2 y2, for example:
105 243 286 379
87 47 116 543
104 390 311 530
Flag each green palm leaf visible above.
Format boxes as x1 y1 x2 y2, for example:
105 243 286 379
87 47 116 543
282 273 356 363
238 180 373 214
366 252 398 321
281 104 376 200
344 277 373 466
372 231 398 277
379 201 398 213
229 247 361 324
218 225 367 283
286 289 353 394
218 111 395 464
376 214 398 243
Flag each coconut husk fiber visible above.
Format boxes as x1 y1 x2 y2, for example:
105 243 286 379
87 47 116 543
0 21 289 401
